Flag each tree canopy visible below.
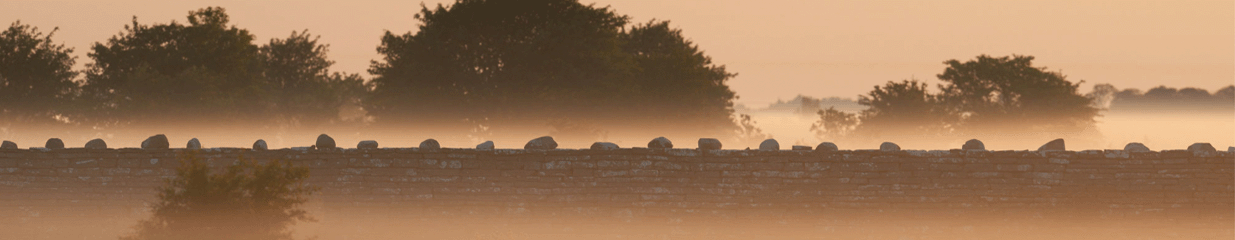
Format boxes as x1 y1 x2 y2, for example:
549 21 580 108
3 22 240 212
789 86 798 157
367 0 738 141
815 55 1099 142
0 21 78 125
81 7 362 128
121 153 316 240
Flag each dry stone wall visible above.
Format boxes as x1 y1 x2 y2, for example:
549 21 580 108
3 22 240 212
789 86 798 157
0 147 1232 239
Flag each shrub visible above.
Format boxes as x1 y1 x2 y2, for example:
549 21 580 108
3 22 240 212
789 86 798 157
121 152 317 240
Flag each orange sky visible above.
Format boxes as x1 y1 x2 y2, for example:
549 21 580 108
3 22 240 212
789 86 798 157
3 0 1232 106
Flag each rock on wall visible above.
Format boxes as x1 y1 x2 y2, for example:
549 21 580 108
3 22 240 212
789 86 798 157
0 148 1232 239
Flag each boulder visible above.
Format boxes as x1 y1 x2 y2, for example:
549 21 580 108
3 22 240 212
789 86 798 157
525 136 557 150
252 140 268 150
879 142 900 152
142 134 170 149
315 134 335 149
792 145 812 150
1229 147 1234 153
697 138 722 150
186 138 201 149
358 140 379 149
962 139 985 151
1187 143 1216 153
815 142 839 152
647 137 673 149
590 142 619 150
85 139 107 149
1 140 16 149
1123 142 1150 153
419 139 440 150
45 138 65 149
476 141 495 150
759 139 780 150
1038 139 1065 151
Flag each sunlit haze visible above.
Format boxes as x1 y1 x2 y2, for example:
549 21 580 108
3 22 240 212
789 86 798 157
3 0 1232 106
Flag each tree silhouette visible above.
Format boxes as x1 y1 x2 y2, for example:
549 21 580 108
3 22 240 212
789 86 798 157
367 0 738 140
260 30 365 128
936 55 1097 133
81 7 362 128
121 153 316 240
0 21 78 125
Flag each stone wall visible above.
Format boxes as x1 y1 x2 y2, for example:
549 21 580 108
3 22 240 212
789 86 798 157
1 147 1232 239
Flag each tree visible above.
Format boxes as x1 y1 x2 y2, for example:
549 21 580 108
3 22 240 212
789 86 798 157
83 7 266 126
811 107 856 141
852 80 950 138
121 153 316 240
367 0 738 140
1086 83 1118 109
0 21 78 125
260 30 366 127
936 55 1097 133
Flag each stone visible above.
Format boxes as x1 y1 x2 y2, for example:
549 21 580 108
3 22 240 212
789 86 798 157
1123 142 1150 153
815 142 838 152
1038 138 1065 151
476 141 495 150
525 136 557 150
45 138 65 149
186 138 201 149
647 137 673 149
759 139 779 150
1229 147 1234 153
697 138 722 150
792 145 812 150
590 142 619 150
358 140 379 149
962 139 984 151
419 139 440 150
879 142 900 152
1 140 15 149
1187 143 1216 153
252 140 268 150
315 134 335 149
85 139 107 149
142 134 169 149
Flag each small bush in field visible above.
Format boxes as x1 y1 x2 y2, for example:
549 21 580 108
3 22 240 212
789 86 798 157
121 153 317 240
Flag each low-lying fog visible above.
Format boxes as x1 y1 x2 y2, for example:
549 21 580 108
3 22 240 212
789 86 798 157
1 109 1229 151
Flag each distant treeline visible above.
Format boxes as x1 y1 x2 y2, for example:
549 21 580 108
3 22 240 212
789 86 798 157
1088 84 1234 111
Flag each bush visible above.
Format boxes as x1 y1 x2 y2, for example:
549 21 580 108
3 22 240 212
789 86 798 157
121 153 317 240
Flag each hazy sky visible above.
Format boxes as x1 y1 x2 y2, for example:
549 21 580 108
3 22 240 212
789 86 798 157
4 0 1232 106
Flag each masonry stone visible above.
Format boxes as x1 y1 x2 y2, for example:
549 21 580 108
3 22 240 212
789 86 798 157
186 138 201 149
45 138 64 149
419 139 440 150
1188 143 1216 153
525 136 557 150
759 139 779 150
476 141 495 150
142 134 169 149
879 142 900 152
590 142 619 150
358 140 379 149
648 137 673 149
85 139 107 149
816 142 838 152
962 139 984 151
252 139 268 150
1124 142 1150 153
315 134 336 149
1038 138 1065 151
697 138 722 150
